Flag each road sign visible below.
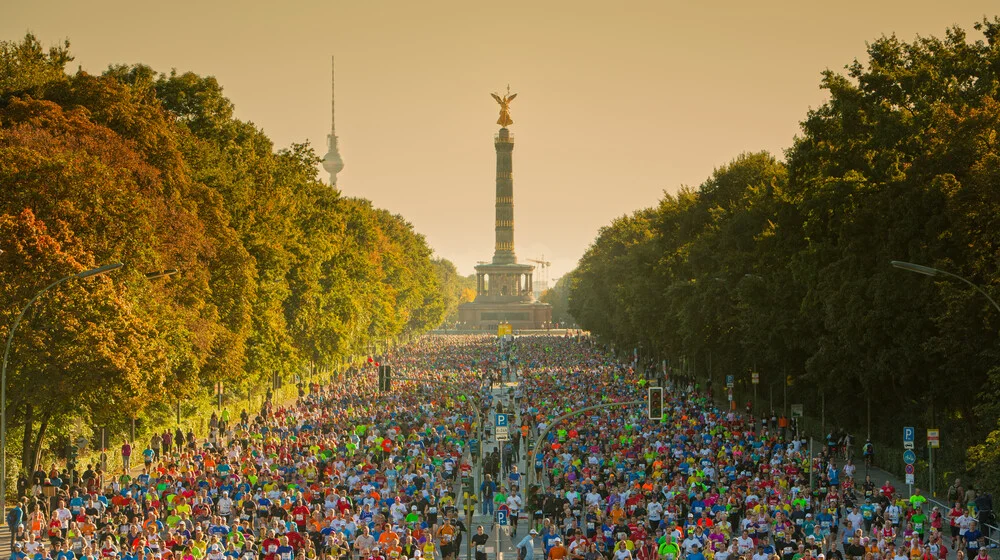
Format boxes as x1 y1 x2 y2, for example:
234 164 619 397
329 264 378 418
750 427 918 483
726 375 735 388
752 372 759 385
497 510 509 526
497 324 512 337
496 413 508 427
791 404 804 418
727 388 733 401
927 428 940 448
903 426 915 450
75 436 89 450
903 449 916 465
496 429 509 441
905 473 914 485
905 464 914 475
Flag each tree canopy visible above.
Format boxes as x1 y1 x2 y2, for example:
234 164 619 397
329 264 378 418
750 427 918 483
0 34 447 475
569 19 1000 489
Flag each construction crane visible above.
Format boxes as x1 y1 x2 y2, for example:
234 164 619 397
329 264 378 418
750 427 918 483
527 256 552 296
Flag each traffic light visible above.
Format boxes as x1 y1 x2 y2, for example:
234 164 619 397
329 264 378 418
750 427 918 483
66 443 78 468
378 365 392 392
647 386 663 420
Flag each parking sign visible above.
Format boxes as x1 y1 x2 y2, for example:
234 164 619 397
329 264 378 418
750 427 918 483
497 510 508 526
903 426 915 450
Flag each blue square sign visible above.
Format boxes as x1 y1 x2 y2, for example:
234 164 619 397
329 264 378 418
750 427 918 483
497 510 508 526
496 413 508 427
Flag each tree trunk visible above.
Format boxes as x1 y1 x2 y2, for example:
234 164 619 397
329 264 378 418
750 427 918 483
29 413 49 475
20 403 33 476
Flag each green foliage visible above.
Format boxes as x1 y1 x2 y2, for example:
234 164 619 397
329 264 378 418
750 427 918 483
433 259 477 322
540 273 574 325
0 34 72 95
569 19 1000 491
0 34 445 477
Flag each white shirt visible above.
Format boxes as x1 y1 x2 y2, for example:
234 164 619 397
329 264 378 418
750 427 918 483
647 502 663 521
217 496 233 515
56 507 72 527
507 495 522 512
886 504 901 524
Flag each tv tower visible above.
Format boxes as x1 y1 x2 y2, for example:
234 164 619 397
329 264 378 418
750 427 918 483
322 56 344 187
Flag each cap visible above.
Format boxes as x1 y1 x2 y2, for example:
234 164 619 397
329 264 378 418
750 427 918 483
529 529 538 535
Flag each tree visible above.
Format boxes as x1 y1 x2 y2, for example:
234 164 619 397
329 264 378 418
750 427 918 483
0 36 451 478
566 19 1000 491
540 273 574 325
0 34 71 95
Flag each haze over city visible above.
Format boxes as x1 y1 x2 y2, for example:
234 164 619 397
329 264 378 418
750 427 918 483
4 0 996 279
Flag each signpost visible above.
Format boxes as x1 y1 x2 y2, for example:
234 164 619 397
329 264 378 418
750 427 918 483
790 404 803 418
903 447 916 491
927 428 939 496
752 372 759 384
903 426 915 450
726 375 735 388
495 413 509 441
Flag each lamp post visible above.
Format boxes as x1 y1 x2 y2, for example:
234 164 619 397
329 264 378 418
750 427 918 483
891 260 1000 497
1 262 123 512
891 261 1000 313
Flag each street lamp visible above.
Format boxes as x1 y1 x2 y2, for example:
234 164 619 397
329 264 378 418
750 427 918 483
890 261 1000 313
891 260 1000 497
0 262 123 511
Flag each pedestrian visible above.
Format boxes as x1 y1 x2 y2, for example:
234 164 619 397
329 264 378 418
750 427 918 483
472 526 489 560
120 440 131 472
6 500 23 547
518 529 540 560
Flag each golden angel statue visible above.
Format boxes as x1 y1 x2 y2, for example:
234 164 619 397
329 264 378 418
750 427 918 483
491 88 517 127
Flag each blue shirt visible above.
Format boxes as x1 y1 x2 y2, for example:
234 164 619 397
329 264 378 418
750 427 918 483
517 535 536 560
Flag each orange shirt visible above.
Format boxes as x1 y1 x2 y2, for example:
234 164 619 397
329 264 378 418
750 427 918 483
549 545 568 560
437 525 455 544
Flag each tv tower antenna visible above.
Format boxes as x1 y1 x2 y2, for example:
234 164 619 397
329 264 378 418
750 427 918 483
322 56 345 187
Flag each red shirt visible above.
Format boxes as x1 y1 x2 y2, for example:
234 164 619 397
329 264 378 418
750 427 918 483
292 505 311 525
286 531 306 550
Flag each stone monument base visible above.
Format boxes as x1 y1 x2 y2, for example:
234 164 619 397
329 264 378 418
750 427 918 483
458 301 552 330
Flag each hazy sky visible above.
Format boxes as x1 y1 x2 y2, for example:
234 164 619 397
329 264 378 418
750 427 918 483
4 1 997 281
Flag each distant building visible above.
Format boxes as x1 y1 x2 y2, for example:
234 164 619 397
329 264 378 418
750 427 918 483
321 56 344 187
458 105 552 330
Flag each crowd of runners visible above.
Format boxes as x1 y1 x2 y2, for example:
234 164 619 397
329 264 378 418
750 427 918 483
510 337 993 560
1 334 994 560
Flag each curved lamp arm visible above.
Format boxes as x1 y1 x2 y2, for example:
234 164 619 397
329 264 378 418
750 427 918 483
0 262 121 511
891 261 1000 314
